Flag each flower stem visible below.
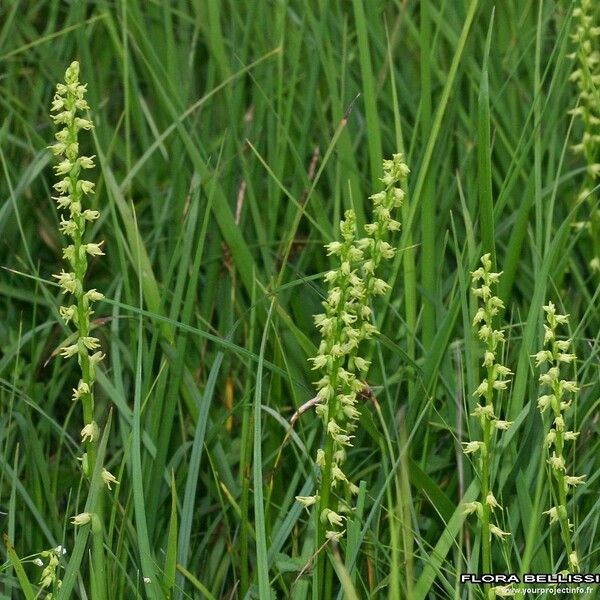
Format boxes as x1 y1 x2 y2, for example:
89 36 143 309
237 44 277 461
481 367 493 578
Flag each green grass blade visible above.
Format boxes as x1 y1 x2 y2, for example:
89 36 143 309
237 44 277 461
251 301 275 599
478 9 495 261
3 534 36 600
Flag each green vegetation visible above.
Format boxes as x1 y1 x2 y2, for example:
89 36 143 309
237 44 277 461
0 1 599 599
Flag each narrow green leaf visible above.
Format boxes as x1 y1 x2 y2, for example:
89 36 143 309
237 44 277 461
3 535 35 600
164 470 178 598
253 301 275 599
478 10 495 261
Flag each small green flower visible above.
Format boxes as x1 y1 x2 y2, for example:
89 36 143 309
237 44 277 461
321 508 344 528
295 495 319 508
547 452 566 471
463 501 483 517
486 492 502 511
569 551 580 571
543 506 560 524
489 524 510 540
462 440 484 455
325 530 344 542
101 468 120 490
564 475 586 487
471 403 495 419
71 512 92 526
80 421 99 444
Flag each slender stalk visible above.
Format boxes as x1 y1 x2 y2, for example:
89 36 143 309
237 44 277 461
239 398 253 596
480 367 493 577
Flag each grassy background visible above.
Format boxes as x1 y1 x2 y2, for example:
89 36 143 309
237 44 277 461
1 0 599 598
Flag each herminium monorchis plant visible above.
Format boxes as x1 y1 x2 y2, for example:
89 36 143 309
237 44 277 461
463 255 513 580
295 154 408 548
569 0 600 272
50 61 116 590
535 302 583 573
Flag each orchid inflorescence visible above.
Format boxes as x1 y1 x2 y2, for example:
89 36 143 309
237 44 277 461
296 154 408 541
535 302 583 573
50 61 118 516
464 254 513 584
569 0 600 271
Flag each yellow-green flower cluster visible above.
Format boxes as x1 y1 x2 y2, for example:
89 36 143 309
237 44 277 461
50 62 117 491
464 255 512 572
297 154 408 539
469 255 512 431
35 545 67 599
536 302 583 572
569 0 600 270
569 0 600 173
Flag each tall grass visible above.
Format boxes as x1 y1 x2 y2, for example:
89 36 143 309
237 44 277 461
1 1 599 598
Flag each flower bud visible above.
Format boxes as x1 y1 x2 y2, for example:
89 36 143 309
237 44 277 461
80 421 99 444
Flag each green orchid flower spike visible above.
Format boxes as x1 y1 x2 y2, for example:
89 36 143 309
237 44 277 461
299 154 408 593
536 302 583 573
466 255 513 594
50 60 115 599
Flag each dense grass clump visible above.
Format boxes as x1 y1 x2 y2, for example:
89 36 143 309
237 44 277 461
1 1 599 599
